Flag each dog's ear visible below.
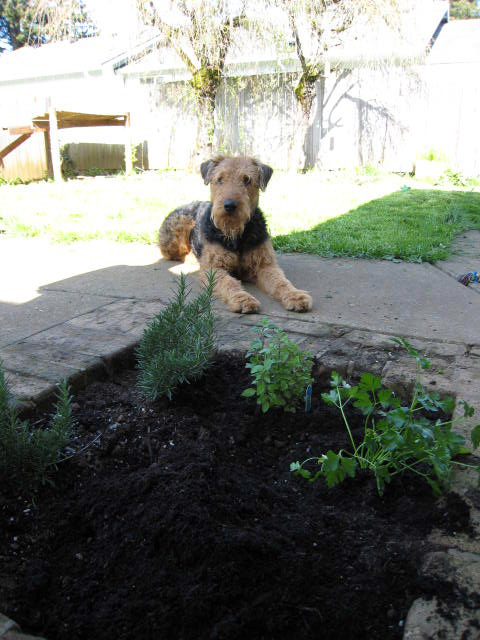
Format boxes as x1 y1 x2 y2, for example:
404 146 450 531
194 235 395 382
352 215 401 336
200 159 218 185
257 162 273 191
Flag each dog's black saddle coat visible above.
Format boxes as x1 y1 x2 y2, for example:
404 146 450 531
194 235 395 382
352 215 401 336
185 201 269 258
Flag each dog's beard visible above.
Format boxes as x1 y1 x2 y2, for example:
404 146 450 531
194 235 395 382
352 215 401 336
211 205 250 240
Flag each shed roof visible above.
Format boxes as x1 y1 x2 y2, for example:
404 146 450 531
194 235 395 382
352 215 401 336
0 31 162 84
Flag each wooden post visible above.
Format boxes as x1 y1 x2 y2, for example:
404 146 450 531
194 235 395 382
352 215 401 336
48 106 62 182
44 130 53 179
124 112 133 175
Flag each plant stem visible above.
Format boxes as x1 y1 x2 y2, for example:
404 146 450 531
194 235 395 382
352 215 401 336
336 384 357 454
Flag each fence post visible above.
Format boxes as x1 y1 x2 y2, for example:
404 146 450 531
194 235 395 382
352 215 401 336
48 107 62 182
125 112 133 175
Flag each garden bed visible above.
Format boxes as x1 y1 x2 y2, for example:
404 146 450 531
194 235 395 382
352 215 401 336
0 352 472 640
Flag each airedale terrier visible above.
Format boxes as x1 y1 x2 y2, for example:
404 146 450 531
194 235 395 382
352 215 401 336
158 155 313 314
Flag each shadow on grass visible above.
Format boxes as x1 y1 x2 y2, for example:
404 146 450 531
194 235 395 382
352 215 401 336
272 189 480 263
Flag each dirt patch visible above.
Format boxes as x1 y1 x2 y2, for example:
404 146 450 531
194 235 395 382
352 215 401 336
0 352 472 640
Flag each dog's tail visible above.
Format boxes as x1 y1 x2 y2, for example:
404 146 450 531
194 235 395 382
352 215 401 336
158 203 199 261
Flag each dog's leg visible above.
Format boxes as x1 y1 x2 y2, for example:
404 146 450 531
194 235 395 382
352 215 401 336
202 268 260 313
244 241 313 312
200 245 260 314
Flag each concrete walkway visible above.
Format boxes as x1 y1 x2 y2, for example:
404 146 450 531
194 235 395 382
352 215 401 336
1 231 480 639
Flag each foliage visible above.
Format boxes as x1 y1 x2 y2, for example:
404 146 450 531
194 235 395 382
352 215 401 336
291 338 480 495
419 148 448 162
0 363 73 486
269 0 410 171
242 319 313 413
137 271 216 401
0 0 36 48
60 144 76 179
136 0 247 159
450 1 480 19
0 0 96 49
0 175 24 186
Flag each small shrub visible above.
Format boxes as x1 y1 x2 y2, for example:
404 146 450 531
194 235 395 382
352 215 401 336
0 363 73 486
242 319 313 413
450 0 480 19
137 271 216 400
291 338 480 495
60 144 76 179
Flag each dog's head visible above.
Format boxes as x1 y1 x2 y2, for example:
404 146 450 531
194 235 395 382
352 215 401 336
200 155 273 239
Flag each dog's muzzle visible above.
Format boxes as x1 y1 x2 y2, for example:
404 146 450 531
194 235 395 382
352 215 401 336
223 199 238 215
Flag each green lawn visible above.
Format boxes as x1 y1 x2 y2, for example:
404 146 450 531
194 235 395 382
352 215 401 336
1 170 479 263
272 188 480 263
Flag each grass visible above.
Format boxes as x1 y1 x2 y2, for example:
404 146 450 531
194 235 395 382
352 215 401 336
0 168 479 263
273 188 480 263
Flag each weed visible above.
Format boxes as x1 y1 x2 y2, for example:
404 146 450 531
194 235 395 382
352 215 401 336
242 319 313 413
0 363 73 487
0 176 24 186
291 338 480 495
137 271 216 400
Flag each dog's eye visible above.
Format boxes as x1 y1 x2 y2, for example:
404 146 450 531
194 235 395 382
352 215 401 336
243 176 251 185
217 177 223 184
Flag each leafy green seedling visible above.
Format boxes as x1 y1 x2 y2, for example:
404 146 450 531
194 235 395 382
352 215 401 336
242 319 313 413
292 339 480 495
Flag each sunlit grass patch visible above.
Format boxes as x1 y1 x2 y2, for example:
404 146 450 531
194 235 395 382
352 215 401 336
271 188 480 263
1 170 479 263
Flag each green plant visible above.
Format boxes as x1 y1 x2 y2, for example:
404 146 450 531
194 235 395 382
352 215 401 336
82 167 119 177
419 149 447 163
242 319 313 413
291 338 480 495
450 0 480 19
60 144 76 179
0 363 73 486
137 271 216 400
0 175 24 186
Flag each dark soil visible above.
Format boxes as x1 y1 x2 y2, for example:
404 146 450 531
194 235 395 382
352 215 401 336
0 353 472 640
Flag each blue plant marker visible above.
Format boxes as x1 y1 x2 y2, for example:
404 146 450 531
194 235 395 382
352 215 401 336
305 384 312 413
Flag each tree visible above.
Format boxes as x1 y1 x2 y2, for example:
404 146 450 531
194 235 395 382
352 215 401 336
273 0 405 172
137 0 246 165
29 0 97 42
450 0 480 19
0 0 96 50
0 0 36 49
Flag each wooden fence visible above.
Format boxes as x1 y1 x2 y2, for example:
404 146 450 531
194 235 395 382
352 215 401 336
1 58 479 180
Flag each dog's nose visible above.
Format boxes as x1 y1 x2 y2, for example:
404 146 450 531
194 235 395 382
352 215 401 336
223 199 238 214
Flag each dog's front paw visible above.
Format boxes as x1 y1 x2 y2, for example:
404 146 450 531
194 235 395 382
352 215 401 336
282 289 313 312
228 291 260 314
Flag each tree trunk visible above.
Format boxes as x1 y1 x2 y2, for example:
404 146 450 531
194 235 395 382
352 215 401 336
289 74 318 173
191 92 216 168
189 66 221 168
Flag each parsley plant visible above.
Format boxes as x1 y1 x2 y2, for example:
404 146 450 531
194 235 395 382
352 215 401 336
292 338 480 495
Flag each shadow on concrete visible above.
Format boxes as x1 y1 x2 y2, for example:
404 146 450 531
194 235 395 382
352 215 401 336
0 250 194 349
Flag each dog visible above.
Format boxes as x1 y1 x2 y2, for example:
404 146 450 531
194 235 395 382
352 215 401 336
158 155 313 314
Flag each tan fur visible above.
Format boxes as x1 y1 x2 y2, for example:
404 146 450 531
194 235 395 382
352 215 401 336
206 156 262 239
158 213 195 260
244 241 312 312
199 243 260 313
158 155 313 314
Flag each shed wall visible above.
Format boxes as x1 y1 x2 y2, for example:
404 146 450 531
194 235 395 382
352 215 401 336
1 57 479 179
